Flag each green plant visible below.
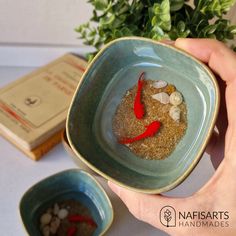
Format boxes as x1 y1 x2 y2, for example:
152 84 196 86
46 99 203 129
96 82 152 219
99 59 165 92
76 0 236 59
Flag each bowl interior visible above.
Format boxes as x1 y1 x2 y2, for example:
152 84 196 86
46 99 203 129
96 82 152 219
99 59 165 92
67 37 218 193
19 169 113 236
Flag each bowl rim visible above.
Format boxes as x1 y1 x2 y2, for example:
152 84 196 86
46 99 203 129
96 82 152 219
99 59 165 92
19 168 114 236
66 36 220 194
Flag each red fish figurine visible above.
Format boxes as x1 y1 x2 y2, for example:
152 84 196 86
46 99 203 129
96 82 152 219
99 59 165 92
134 72 145 119
119 120 161 144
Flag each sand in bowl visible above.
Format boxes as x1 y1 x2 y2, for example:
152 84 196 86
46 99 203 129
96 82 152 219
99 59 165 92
39 199 97 236
113 77 187 160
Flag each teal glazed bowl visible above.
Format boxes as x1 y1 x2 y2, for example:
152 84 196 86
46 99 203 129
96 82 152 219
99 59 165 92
66 37 219 194
19 169 113 236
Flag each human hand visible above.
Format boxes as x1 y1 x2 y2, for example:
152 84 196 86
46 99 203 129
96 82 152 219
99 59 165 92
108 39 236 236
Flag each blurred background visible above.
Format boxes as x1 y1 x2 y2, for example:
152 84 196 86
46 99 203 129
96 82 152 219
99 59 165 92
0 0 92 46
0 0 235 47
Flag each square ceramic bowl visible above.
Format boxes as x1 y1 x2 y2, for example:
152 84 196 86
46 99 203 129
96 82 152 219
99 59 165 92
66 37 219 194
19 169 113 236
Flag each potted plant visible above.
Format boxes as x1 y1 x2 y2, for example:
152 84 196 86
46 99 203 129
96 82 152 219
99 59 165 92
76 0 236 60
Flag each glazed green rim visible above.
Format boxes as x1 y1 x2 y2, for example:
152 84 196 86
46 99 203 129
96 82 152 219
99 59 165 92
66 37 220 194
18 169 114 236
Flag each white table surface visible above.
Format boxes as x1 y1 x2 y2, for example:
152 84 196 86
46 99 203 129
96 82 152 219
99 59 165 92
0 66 216 236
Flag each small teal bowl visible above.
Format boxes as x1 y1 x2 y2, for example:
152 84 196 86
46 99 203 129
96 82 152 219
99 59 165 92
19 169 113 236
66 37 219 194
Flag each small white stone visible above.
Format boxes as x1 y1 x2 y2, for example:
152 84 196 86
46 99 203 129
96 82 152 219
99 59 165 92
42 225 50 236
169 91 183 106
53 203 60 215
58 208 68 219
151 92 170 104
152 80 168 89
169 106 181 122
40 213 52 226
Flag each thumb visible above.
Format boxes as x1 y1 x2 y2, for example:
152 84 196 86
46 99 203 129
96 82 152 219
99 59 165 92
108 181 191 234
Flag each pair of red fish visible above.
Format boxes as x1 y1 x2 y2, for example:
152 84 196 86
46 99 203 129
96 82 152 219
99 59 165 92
66 214 97 236
119 72 161 144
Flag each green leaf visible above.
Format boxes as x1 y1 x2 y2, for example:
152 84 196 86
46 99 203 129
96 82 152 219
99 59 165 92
86 53 96 62
177 21 185 32
199 0 236 17
152 25 165 36
208 34 216 39
202 25 218 35
113 29 123 38
120 27 133 36
170 0 184 12
94 0 108 11
99 14 115 26
229 25 236 34
221 0 236 13
115 3 129 15
151 0 171 31
112 17 125 28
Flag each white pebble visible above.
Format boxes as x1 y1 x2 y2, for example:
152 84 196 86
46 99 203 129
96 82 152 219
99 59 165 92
151 92 170 104
169 91 183 106
53 203 60 215
42 225 50 236
40 213 52 226
141 143 148 148
169 106 181 122
58 209 68 219
152 80 167 89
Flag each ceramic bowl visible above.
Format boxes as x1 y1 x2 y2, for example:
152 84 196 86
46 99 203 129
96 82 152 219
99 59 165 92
19 169 113 236
66 37 219 194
